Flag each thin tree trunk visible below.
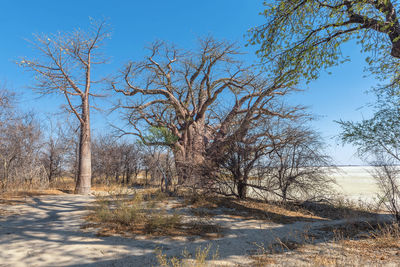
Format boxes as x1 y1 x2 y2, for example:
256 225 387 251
237 179 247 199
174 158 188 185
74 97 92 194
282 186 288 202
3 160 8 185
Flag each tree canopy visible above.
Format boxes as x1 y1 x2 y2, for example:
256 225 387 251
113 38 302 184
338 91 400 161
250 0 400 87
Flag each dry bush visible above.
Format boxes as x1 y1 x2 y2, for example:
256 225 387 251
0 177 67 199
181 191 219 209
371 162 400 223
362 222 400 249
0 180 45 194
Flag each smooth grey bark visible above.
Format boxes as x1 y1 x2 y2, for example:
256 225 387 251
75 97 92 194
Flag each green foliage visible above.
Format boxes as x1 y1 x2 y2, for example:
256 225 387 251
142 126 178 147
338 104 400 161
251 1 400 163
249 0 400 87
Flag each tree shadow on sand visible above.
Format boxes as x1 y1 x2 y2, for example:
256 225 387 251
0 194 393 266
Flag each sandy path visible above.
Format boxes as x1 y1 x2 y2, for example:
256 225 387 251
0 194 392 267
0 194 166 266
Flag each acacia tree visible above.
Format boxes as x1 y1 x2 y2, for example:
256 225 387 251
263 126 333 202
19 21 109 194
250 1 400 86
113 38 299 185
213 117 282 199
339 102 400 161
250 0 400 206
215 136 268 199
339 95 400 221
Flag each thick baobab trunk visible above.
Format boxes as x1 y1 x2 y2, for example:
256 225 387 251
74 98 92 194
174 121 209 185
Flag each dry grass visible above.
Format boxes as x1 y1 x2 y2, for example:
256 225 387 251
252 221 400 266
156 244 220 267
0 188 66 205
293 196 380 220
48 177 134 193
181 193 324 224
48 177 76 192
339 222 400 251
85 188 222 238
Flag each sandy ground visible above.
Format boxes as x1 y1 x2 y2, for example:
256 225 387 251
0 193 392 267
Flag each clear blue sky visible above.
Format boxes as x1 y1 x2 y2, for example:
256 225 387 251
0 0 378 165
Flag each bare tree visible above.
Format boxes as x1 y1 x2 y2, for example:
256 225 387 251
91 134 119 184
19 21 109 194
371 156 400 223
211 113 333 202
0 112 44 189
214 119 274 199
214 140 265 199
0 89 14 120
91 134 142 186
41 119 71 183
113 38 299 185
119 142 142 185
261 126 334 202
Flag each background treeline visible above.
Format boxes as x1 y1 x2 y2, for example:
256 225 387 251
0 89 176 193
0 87 332 203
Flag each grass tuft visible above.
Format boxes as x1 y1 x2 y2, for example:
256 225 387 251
156 244 219 267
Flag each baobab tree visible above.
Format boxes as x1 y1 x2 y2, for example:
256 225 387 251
19 21 109 194
113 38 300 185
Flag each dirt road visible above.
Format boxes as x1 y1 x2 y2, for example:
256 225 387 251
0 194 391 266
